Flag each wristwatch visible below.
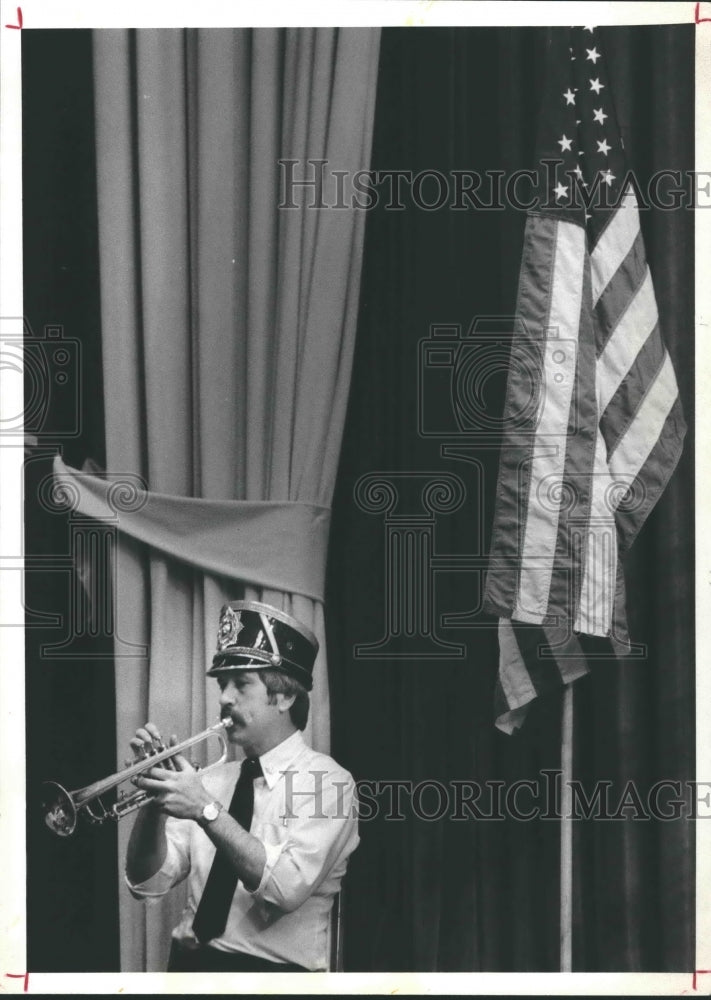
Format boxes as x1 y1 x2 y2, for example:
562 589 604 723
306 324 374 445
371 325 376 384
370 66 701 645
199 801 224 826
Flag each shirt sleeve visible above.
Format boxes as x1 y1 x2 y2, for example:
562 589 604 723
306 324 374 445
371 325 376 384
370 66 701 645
248 768 360 913
124 816 192 900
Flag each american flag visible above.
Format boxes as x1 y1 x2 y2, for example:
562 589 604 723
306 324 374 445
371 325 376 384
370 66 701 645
483 27 686 734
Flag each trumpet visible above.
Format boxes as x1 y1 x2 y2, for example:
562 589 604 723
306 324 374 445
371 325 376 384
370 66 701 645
41 718 234 837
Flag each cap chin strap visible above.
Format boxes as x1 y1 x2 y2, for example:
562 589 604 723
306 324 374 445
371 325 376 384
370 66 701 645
259 612 283 667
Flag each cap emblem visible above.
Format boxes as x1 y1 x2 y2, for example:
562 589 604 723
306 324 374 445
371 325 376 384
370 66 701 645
217 605 244 652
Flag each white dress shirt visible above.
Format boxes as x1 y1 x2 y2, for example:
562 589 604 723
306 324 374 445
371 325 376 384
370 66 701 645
126 730 359 970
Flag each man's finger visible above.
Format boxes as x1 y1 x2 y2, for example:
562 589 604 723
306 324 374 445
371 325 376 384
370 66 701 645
162 734 180 770
130 737 149 760
133 765 173 788
147 764 174 781
171 752 192 772
135 724 163 756
134 775 171 793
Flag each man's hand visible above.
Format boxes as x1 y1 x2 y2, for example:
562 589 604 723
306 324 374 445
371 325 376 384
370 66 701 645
126 721 267 893
135 756 213 822
128 722 212 822
129 721 178 768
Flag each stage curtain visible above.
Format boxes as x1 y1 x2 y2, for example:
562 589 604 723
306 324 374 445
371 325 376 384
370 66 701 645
328 25 694 971
90 26 380 972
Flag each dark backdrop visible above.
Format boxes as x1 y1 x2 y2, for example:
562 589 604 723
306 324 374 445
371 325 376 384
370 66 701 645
23 30 118 972
23 25 694 973
327 25 695 972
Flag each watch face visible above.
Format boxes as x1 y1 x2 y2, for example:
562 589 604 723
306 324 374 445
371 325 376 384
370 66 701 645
203 802 219 822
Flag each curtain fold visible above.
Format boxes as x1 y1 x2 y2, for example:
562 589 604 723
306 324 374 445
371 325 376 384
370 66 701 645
90 26 380 971
52 455 331 600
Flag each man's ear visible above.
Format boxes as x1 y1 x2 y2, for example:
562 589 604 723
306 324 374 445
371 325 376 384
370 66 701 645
275 691 296 715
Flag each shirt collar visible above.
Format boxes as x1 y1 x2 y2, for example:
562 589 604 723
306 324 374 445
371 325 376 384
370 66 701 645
257 729 307 789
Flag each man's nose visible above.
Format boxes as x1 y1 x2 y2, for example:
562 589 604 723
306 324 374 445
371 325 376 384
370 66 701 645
219 679 238 705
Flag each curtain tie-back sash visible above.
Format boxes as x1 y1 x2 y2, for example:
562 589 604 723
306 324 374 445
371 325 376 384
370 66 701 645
53 455 330 602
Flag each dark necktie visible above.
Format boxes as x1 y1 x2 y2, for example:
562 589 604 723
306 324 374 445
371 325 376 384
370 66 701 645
192 756 263 944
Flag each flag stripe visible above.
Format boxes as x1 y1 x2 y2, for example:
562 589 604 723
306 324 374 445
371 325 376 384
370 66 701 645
495 621 589 734
590 185 640 304
546 250 598 626
541 625 588 685
513 219 585 623
614 395 686 551
574 444 618 636
494 691 531 736
499 622 565 702
596 269 658 413
594 229 647 353
600 321 664 455
577 353 680 632
518 625 569 694
609 350 679 478
497 618 537 710
485 214 564 616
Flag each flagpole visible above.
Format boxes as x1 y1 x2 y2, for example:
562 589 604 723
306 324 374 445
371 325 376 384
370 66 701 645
560 683 574 972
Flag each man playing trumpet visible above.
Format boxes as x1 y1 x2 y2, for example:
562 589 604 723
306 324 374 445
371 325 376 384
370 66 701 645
125 600 359 973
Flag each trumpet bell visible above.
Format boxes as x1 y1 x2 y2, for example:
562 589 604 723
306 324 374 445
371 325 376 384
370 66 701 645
41 781 78 837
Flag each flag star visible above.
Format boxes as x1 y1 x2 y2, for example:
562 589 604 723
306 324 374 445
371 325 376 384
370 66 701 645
593 107 608 125
558 134 574 152
554 182 569 201
601 169 616 186
583 25 595 32
586 47 601 63
590 78 604 94
585 212 592 221
596 138 611 155
563 88 576 105
572 164 584 180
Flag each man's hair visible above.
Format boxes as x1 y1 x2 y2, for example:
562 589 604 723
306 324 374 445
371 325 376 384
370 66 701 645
258 668 310 731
